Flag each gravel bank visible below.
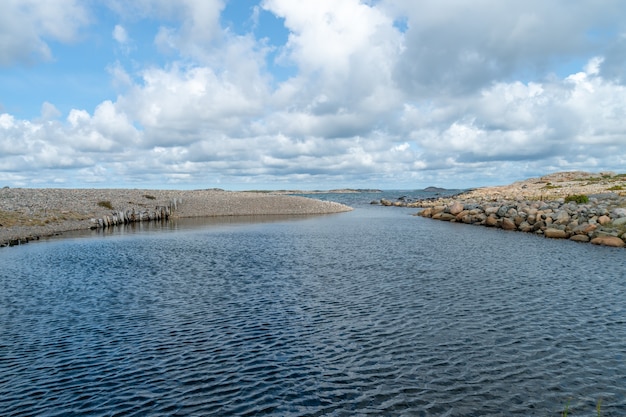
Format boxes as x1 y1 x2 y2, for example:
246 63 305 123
0 188 352 247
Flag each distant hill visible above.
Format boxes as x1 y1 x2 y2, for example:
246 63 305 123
423 186 447 192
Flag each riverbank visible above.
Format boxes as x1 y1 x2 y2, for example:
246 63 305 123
410 171 626 248
0 188 352 247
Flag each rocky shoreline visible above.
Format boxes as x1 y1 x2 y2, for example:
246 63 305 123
0 188 352 247
404 172 626 248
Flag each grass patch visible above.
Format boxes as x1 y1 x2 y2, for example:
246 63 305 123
0 209 84 227
607 185 624 191
564 194 589 204
97 201 114 210
562 399 603 417
542 183 562 189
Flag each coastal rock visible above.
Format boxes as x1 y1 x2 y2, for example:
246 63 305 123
418 207 433 217
554 210 570 225
484 206 499 216
448 201 465 215
612 217 626 227
544 228 569 239
501 217 517 231
598 215 611 225
485 215 498 227
433 212 456 221
591 236 626 247
572 223 596 235
612 208 626 218
570 235 590 242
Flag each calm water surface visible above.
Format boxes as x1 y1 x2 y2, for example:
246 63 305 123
1 193 626 416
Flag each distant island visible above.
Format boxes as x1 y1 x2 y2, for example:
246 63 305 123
422 186 447 192
249 189 383 194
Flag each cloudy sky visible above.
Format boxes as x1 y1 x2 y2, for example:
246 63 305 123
1 0 626 190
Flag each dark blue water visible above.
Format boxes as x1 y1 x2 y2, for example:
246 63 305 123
1 194 626 416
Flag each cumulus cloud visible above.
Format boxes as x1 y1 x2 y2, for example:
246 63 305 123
0 0 89 66
1 1 626 188
382 0 626 96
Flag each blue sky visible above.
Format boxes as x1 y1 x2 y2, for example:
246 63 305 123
1 0 626 190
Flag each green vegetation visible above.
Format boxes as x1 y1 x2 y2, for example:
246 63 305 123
0 209 84 227
564 194 589 204
143 194 156 200
561 399 602 417
97 200 114 210
607 185 624 191
542 183 562 189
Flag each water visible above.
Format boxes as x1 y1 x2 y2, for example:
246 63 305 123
1 194 626 416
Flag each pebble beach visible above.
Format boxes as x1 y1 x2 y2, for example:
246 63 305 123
0 188 352 247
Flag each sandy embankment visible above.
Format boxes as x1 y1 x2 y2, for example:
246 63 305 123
0 188 352 247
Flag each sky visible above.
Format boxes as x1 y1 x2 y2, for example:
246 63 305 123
1 0 626 190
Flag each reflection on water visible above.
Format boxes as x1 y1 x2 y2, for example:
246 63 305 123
1 204 625 416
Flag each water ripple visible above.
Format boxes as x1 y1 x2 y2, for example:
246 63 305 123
1 209 626 415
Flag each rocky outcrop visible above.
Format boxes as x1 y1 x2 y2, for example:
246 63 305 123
415 194 626 248
90 200 180 229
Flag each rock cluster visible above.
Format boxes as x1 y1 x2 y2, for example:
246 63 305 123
416 194 626 248
90 200 180 229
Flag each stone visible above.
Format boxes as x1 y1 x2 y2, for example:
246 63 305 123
380 199 392 206
598 215 611 225
485 215 499 227
612 208 626 218
612 217 626 227
573 223 597 235
544 228 569 239
518 221 533 233
433 212 456 221
448 201 465 215
418 208 433 217
501 217 517 231
591 236 626 247
570 235 590 242
554 210 570 225
497 205 509 217
484 206 499 216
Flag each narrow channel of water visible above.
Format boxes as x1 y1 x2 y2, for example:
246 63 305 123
1 200 625 416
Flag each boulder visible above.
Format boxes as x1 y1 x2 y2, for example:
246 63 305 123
612 217 626 227
484 206 499 216
544 228 569 239
554 210 571 225
497 205 509 217
485 214 498 227
418 208 433 217
612 208 626 218
598 215 611 225
572 223 596 235
501 217 517 231
570 235 590 242
448 201 465 215
433 212 456 221
591 236 626 247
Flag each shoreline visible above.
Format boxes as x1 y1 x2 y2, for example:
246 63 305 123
0 188 352 247
409 171 626 248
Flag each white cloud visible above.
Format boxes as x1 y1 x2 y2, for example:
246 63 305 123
382 0 626 96
2 2 626 189
112 24 128 45
0 0 89 66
